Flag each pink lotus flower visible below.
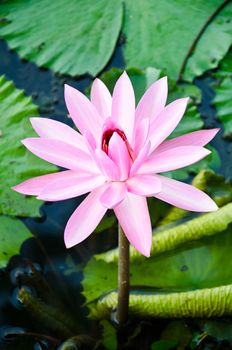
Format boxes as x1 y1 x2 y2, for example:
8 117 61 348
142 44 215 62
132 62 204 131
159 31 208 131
13 72 218 257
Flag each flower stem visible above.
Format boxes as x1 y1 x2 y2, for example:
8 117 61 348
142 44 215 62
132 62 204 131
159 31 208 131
117 224 130 325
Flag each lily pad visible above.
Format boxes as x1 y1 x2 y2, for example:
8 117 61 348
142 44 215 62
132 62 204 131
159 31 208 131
0 76 57 217
100 320 117 350
82 203 232 306
212 51 232 138
0 216 32 268
123 0 232 81
0 0 122 77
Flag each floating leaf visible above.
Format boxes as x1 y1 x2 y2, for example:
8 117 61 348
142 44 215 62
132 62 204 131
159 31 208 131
215 91 232 138
83 203 232 307
58 336 95 349
95 215 116 234
0 0 122 77
160 321 191 350
183 2 232 81
123 0 232 81
204 320 232 341
99 203 232 264
0 76 57 217
213 74 232 139
151 340 177 350
100 320 117 350
214 50 232 79
91 284 232 319
0 216 32 268
192 169 232 207
18 287 76 338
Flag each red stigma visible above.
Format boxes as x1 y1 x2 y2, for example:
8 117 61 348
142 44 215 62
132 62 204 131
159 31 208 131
102 128 134 159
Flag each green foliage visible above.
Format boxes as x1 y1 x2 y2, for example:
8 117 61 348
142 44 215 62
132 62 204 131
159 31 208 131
123 0 232 81
82 203 232 318
0 0 122 77
57 336 95 349
0 1 231 81
0 76 57 217
95 215 116 234
212 51 232 139
98 202 232 264
100 320 117 350
214 78 232 139
151 340 177 350
204 320 232 341
0 216 32 268
18 287 76 338
192 169 232 207
160 321 192 350
91 284 232 319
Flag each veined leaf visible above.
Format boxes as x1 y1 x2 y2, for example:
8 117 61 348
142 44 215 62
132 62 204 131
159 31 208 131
0 76 57 217
123 0 232 81
91 284 232 319
0 216 32 268
212 51 232 139
83 203 232 307
0 0 122 77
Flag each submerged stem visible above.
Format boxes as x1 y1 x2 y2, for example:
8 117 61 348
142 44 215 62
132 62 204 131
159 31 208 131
117 224 130 325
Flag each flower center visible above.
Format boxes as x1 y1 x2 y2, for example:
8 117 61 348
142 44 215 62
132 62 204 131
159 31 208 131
101 128 134 159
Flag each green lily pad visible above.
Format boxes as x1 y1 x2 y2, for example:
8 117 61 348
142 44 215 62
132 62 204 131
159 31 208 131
83 203 232 305
100 320 117 350
0 76 57 217
213 76 232 139
0 215 32 268
151 340 177 350
213 49 232 79
0 0 122 77
204 320 232 341
123 0 232 81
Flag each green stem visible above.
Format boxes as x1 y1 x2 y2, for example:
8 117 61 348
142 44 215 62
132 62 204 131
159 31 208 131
116 224 130 324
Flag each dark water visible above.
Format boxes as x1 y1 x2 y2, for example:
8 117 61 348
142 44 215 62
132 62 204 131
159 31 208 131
0 38 232 349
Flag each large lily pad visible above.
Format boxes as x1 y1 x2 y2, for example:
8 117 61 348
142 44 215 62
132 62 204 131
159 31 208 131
0 76 57 217
123 0 232 81
0 216 32 268
0 0 122 77
83 203 232 305
212 51 232 139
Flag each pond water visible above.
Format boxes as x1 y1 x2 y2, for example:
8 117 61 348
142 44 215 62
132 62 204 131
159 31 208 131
0 38 232 350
